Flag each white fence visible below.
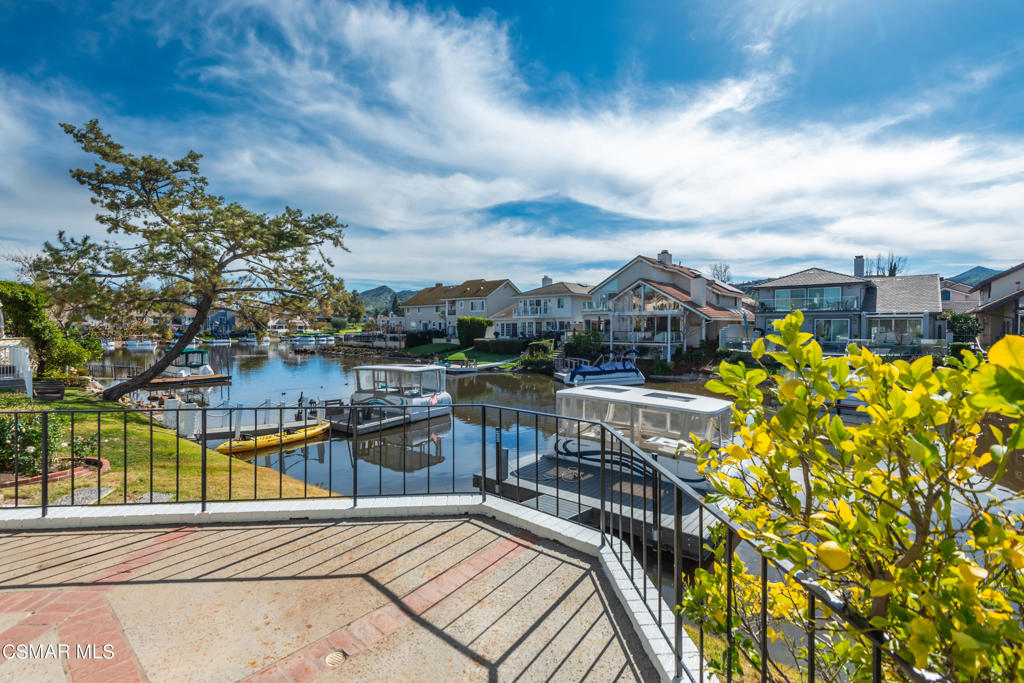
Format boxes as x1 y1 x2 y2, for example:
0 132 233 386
0 345 32 395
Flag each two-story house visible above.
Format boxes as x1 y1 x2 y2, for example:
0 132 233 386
751 256 943 351
940 278 981 314
492 278 592 338
400 279 520 337
971 263 1024 346
581 250 748 359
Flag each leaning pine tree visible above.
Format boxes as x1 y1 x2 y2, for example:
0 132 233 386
26 120 350 401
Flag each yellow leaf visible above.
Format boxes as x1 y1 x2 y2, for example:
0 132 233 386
958 562 988 587
870 579 894 597
836 499 854 524
779 379 801 399
751 337 765 360
989 335 1024 372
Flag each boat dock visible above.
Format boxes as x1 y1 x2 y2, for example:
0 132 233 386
145 374 232 389
328 406 452 435
475 450 710 560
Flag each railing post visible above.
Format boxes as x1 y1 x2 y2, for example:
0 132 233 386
40 412 49 518
808 592 816 683
201 408 208 511
599 426 606 539
479 405 487 501
674 489 683 679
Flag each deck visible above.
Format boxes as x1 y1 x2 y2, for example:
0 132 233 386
0 517 656 682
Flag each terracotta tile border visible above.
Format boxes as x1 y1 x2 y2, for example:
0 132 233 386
0 525 197 683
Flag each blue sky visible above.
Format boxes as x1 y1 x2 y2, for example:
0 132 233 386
2 1 1023 291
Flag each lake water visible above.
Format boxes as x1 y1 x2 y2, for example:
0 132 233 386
95 344 713 500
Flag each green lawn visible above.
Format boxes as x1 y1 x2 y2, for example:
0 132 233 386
0 390 330 506
442 348 518 364
405 343 460 356
403 344 518 364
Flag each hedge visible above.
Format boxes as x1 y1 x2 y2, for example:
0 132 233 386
405 330 434 348
0 281 101 376
473 338 528 354
456 317 492 347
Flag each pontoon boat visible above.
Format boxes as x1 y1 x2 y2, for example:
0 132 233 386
554 349 645 386
553 384 733 481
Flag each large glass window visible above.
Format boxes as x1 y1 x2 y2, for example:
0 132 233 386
869 318 923 341
774 289 790 310
814 319 850 342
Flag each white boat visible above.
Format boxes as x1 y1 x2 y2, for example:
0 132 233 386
290 335 317 351
554 349 645 386
205 335 232 346
239 333 258 344
100 339 117 352
124 336 158 352
552 384 733 481
349 364 453 420
315 333 335 346
160 348 216 379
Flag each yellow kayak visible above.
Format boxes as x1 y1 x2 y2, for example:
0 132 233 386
215 422 332 454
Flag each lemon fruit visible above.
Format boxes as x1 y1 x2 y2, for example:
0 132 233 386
817 540 851 571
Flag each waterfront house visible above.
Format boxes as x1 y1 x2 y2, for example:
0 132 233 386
941 278 981 314
750 256 944 353
970 262 1024 346
581 250 748 359
171 308 236 334
492 277 592 338
400 279 520 337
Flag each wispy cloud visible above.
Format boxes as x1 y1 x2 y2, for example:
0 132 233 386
0 0 1021 289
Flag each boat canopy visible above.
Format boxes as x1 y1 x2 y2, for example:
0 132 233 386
355 365 445 396
171 348 209 368
555 384 733 445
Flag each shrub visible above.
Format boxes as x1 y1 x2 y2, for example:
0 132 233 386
686 311 1024 680
564 330 603 360
715 347 731 360
404 330 433 348
474 338 492 352
521 355 554 375
526 339 552 356
456 317 492 347
0 281 101 375
949 341 972 360
651 360 672 375
493 338 528 355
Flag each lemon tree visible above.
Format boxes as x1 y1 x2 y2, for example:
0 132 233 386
680 311 1024 682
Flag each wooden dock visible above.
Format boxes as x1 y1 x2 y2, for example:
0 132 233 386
476 450 713 560
200 418 327 440
145 374 231 388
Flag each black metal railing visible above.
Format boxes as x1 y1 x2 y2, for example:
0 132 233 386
0 403 938 682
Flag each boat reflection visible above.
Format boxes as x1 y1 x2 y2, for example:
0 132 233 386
353 415 452 472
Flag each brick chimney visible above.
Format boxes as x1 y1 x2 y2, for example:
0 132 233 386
541 275 553 287
657 249 672 265
434 283 443 288
854 255 865 278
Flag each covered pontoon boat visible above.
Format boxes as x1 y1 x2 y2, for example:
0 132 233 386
553 384 733 481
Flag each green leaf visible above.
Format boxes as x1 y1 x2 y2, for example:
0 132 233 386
870 579 895 597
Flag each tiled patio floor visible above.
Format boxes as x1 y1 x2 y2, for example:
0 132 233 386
0 516 657 682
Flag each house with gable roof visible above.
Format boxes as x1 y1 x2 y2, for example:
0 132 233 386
970 262 1024 346
750 256 944 353
580 250 749 359
400 279 520 337
492 277 593 339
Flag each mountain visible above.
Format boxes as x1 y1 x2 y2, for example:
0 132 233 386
948 266 998 287
356 286 416 313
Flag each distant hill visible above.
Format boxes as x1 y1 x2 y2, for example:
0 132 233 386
949 266 998 287
356 286 416 313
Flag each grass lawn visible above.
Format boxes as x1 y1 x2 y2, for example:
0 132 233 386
0 390 331 506
403 344 519 365
405 343 460 356
441 348 518 364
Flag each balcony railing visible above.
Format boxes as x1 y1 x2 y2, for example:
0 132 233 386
0 402 931 683
597 331 687 344
582 301 609 313
757 295 860 312
723 336 948 357
514 305 550 317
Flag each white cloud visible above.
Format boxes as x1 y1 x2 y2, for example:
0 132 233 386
0 0 1022 288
